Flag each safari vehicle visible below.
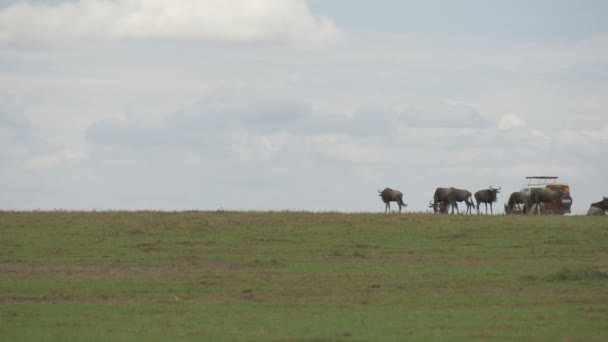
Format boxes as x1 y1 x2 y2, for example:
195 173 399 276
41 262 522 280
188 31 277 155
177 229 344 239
520 176 572 214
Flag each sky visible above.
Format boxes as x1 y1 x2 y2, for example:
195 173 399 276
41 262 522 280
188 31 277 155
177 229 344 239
1 0 607 213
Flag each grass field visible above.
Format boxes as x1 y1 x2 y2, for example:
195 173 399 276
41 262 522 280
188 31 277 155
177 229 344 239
1 211 607 341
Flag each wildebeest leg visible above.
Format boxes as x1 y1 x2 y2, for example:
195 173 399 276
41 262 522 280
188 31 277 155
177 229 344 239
490 203 493 215
385 202 390 213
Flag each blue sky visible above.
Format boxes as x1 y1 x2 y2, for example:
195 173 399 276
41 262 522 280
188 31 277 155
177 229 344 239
308 0 608 40
1 1 607 212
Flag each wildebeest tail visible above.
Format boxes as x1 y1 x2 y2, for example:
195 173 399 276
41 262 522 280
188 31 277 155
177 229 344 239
398 194 407 207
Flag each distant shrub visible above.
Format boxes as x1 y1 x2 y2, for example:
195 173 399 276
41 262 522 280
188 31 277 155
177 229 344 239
520 274 538 281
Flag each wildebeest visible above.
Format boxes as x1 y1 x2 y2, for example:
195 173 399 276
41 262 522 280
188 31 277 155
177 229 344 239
474 186 501 215
431 187 453 214
587 196 608 216
505 191 529 214
448 188 475 215
378 188 407 213
428 200 449 214
528 188 559 215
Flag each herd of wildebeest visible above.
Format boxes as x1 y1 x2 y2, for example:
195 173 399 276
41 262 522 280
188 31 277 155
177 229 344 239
378 187 608 216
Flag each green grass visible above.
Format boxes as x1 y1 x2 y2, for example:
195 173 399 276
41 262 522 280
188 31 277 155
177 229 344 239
1 211 607 341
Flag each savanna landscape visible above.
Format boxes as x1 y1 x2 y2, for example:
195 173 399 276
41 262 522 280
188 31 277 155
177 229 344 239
1 210 607 341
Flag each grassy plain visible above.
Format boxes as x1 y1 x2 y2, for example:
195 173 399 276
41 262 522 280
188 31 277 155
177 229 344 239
1 211 607 341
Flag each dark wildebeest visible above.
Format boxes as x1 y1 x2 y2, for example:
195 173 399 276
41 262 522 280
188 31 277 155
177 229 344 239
528 188 559 215
448 187 475 215
429 200 449 214
474 186 501 215
505 191 529 214
587 197 608 216
378 188 407 213
431 187 452 214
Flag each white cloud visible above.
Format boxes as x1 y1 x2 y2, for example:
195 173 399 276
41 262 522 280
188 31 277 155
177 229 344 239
529 129 552 144
234 132 292 162
556 130 602 155
0 0 342 45
498 114 526 130
401 102 491 129
322 142 391 164
583 124 608 143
